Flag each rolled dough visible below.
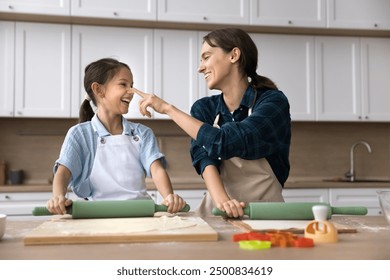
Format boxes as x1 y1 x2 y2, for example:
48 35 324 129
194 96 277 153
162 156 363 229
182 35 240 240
45 215 197 235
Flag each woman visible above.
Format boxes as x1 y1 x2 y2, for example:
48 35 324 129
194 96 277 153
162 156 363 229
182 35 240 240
47 58 186 215
134 28 291 217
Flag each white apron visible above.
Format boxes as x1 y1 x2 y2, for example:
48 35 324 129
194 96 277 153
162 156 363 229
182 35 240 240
88 124 151 200
196 103 284 216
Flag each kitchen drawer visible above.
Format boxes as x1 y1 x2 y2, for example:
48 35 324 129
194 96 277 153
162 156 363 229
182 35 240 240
0 192 52 215
282 188 329 203
329 188 387 216
0 192 77 216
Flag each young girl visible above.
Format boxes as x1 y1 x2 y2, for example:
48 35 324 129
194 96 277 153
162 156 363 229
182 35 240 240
47 58 186 215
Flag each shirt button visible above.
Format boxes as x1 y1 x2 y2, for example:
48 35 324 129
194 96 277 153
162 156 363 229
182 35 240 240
218 157 221 160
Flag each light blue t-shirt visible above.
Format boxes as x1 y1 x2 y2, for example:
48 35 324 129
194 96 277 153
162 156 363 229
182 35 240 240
54 115 165 198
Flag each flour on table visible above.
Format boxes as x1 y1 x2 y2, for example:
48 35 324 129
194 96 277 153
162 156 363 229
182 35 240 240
32 216 198 236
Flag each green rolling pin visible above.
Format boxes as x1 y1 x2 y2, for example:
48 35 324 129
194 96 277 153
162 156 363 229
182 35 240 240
33 199 190 219
212 202 368 220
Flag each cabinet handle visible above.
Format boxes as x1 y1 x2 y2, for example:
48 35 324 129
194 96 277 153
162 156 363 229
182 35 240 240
203 16 208 21
288 20 293 25
113 12 118 16
5 195 11 200
365 116 369 120
358 116 362 120
374 23 378 28
8 5 13 10
17 111 22 115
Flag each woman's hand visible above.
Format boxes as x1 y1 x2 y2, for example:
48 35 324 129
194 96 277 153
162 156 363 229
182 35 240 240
46 195 73 215
217 199 246 218
132 88 172 118
162 193 187 214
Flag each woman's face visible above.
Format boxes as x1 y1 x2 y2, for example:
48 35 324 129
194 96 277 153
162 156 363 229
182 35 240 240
198 41 235 90
99 67 134 115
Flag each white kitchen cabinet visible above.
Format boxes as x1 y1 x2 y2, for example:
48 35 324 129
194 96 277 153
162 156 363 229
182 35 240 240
329 188 387 216
70 0 156 20
0 192 52 216
156 189 207 211
0 21 14 117
315 36 390 122
282 188 329 203
71 25 153 119
0 191 77 216
315 36 362 121
153 29 199 119
147 190 157 202
14 22 71 118
0 0 70 15
250 0 326 28
251 34 316 121
328 0 390 30
360 38 390 121
157 0 249 25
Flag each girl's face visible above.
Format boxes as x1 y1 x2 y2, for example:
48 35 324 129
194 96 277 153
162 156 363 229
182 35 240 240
198 41 234 90
99 67 134 115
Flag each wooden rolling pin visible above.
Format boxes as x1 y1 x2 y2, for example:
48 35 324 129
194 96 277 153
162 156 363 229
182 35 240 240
33 199 190 219
212 202 367 220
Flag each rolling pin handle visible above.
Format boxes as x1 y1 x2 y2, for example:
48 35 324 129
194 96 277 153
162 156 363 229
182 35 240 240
154 203 191 213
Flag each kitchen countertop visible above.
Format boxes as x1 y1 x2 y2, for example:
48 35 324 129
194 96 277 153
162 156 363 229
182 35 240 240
0 214 389 260
1 177 390 192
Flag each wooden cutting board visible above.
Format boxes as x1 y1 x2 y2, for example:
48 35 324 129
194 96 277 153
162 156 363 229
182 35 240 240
24 215 218 245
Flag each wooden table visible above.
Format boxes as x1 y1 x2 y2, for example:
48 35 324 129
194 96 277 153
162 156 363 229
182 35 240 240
0 215 389 260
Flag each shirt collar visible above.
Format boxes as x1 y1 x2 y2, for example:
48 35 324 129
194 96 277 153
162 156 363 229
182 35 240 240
91 114 131 137
217 85 256 114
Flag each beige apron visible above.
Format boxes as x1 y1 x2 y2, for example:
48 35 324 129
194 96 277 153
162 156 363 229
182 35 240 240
196 102 284 217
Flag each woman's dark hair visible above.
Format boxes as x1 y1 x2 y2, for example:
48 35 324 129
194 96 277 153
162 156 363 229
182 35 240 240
79 58 131 123
203 28 277 90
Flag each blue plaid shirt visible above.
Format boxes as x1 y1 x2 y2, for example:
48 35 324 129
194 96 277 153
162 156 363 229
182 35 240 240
190 86 291 186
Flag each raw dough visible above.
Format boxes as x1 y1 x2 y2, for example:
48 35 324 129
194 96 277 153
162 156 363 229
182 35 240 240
36 215 198 236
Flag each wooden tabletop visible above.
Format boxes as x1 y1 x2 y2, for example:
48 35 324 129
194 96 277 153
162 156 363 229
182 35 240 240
0 215 389 260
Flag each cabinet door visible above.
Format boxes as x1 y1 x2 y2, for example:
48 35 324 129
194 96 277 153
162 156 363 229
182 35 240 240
0 0 70 15
14 22 71 118
71 25 153 119
328 0 390 30
153 30 199 119
70 0 156 20
0 21 14 117
361 38 390 121
282 188 329 203
329 188 386 216
250 0 326 28
315 37 361 121
251 34 316 120
158 0 249 25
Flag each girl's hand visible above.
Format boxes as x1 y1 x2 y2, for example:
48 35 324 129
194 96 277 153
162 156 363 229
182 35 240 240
217 199 246 218
162 193 187 214
46 195 73 215
132 88 172 117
